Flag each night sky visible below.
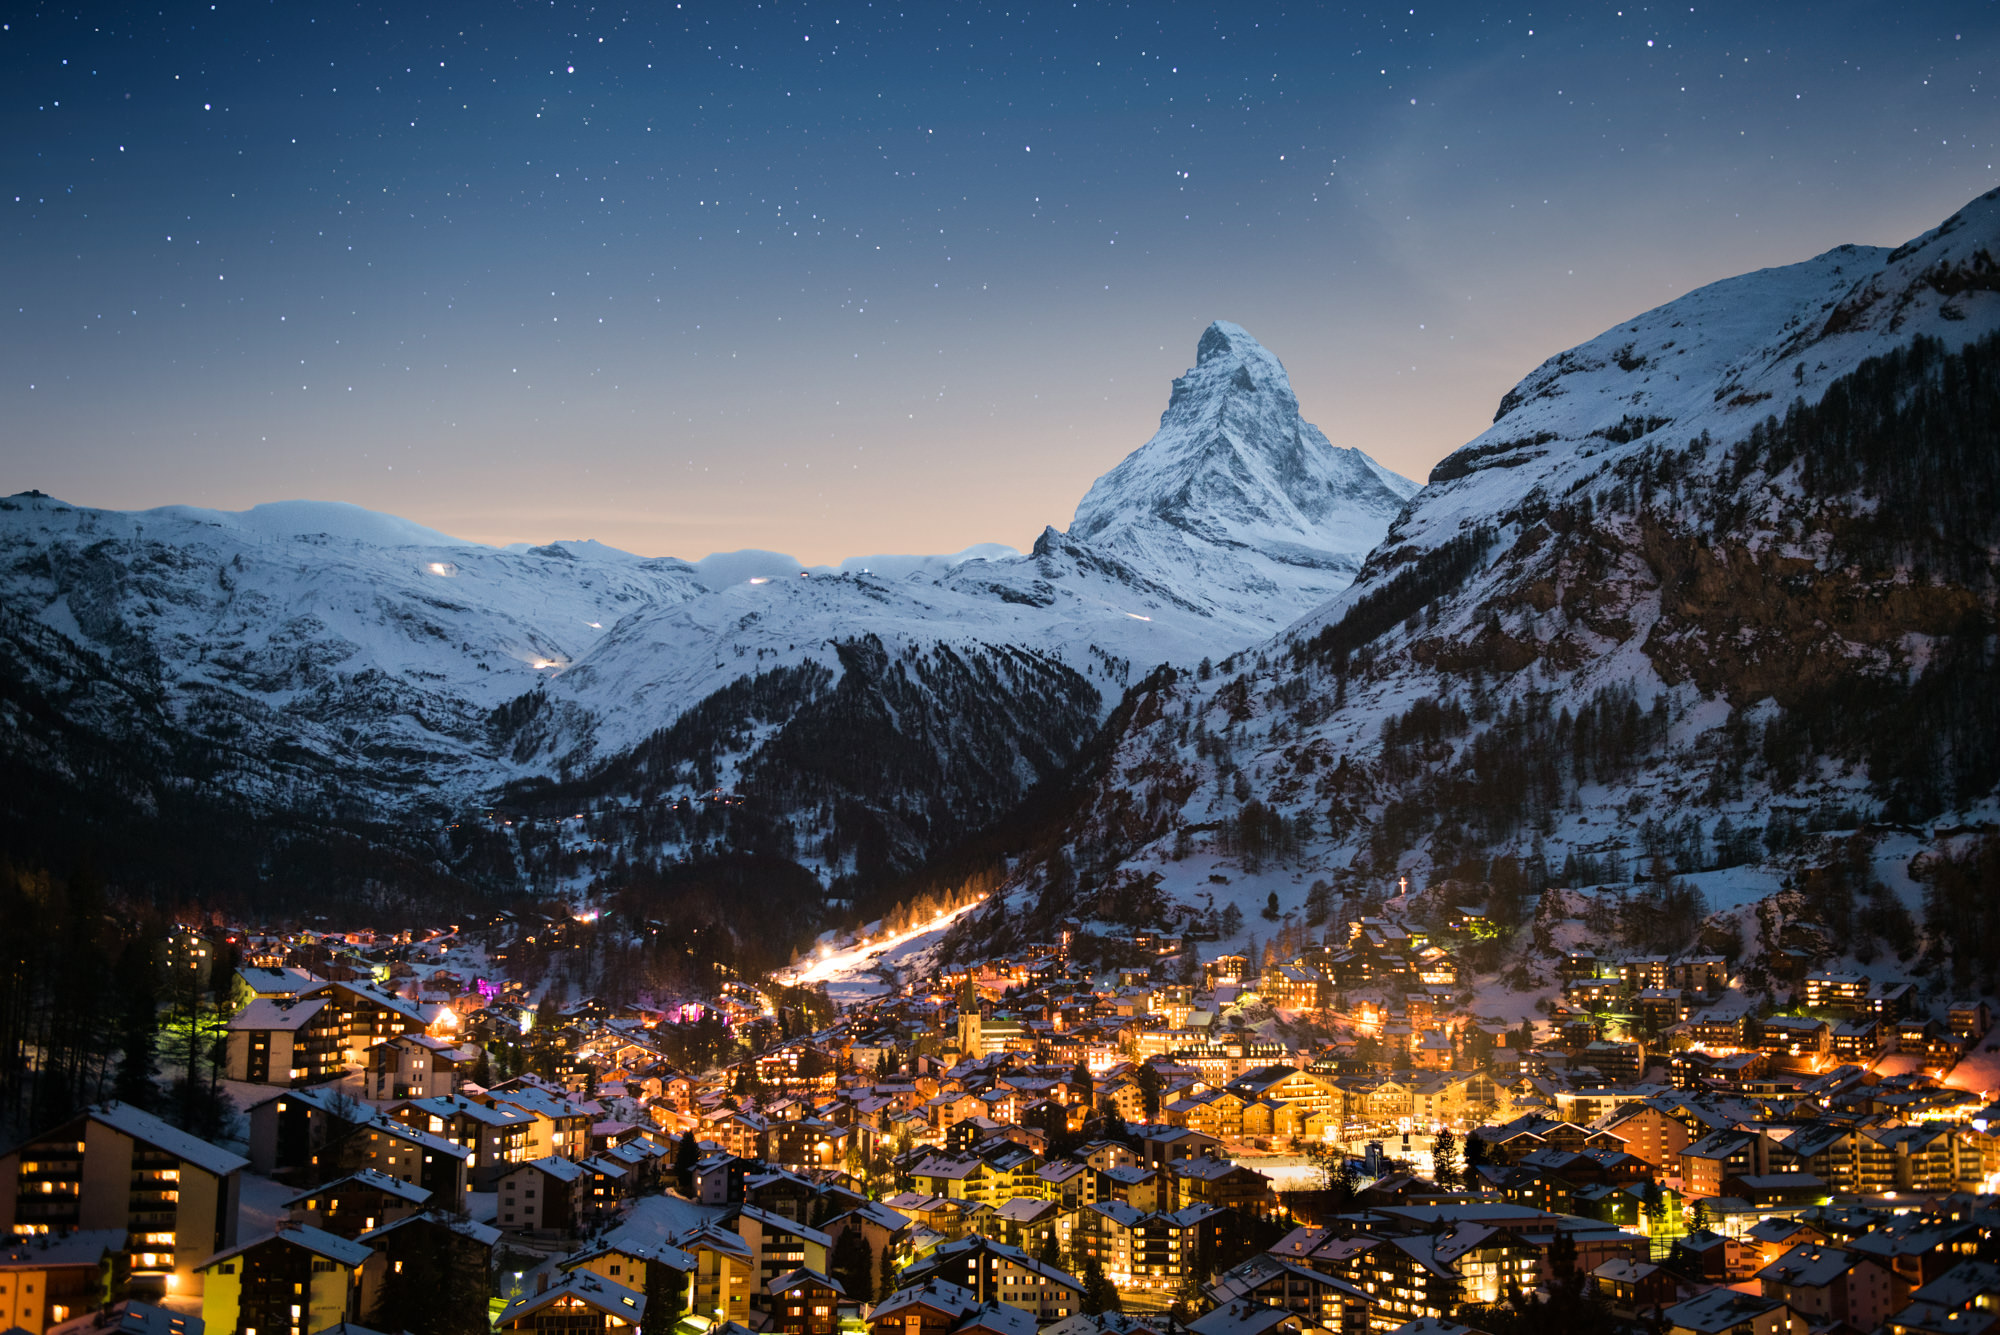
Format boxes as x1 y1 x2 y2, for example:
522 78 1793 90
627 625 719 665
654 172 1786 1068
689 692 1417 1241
6 2 1996 562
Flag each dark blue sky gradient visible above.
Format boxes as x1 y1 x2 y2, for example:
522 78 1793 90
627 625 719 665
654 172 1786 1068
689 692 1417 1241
6 1 1996 560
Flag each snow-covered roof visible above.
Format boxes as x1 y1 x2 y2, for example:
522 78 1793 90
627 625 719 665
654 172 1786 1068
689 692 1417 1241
88 1103 247 1177
229 997 332 1031
200 1224 373 1271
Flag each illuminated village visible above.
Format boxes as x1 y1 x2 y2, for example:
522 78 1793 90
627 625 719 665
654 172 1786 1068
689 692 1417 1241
4 890 2000 1335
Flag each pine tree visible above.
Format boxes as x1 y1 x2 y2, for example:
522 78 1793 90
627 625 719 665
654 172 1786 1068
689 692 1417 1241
675 1130 701 1196
1132 1062 1164 1123
1430 1128 1459 1191
112 939 159 1110
642 1258 688 1335
830 1227 874 1303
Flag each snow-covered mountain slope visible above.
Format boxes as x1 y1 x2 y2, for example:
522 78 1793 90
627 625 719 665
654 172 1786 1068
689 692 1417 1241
1072 320 1419 618
0 323 1413 901
0 491 709 801
956 187 2000 988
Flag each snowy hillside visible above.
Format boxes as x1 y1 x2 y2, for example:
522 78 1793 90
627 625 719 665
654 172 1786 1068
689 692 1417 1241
961 187 2000 998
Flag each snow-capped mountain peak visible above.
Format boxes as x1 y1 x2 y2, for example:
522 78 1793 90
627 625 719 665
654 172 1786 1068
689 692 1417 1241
1066 320 1417 618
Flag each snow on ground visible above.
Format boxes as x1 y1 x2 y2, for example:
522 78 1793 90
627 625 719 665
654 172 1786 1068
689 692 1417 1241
1944 1041 2000 1101
237 1172 296 1238
1236 1156 1320 1190
780 899 987 1005
1677 866 1788 915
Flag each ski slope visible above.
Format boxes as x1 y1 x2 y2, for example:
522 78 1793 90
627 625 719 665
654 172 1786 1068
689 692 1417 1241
782 898 987 1005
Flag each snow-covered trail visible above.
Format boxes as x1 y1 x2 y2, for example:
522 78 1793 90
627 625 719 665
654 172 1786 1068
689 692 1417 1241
780 898 986 1004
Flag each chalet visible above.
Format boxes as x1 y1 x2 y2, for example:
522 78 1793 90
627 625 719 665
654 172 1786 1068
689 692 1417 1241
766 1267 843 1335
682 1222 756 1324
1756 1242 1907 1332
310 1108 469 1201
230 966 323 1008
1186 1302 1304 1335
1225 1068 1337 1118
1591 1257 1678 1312
1202 1253 1369 1333
1171 1156 1276 1215
196 1225 375 1335
497 1156 586 1233
1681 1131 1772 1200
393 1094 533 1189
560 1238 696 1300
1660 1287 1804 1335
224 998 345 1087
366 1034 473 1101
281 1169 429 1239
899 1235 1083 1321
733 1207 832 1293
354 1210 501 1321
496 1270 645 1333
866 1279 980 1335
319 980 430 1062
484 1079 596 1161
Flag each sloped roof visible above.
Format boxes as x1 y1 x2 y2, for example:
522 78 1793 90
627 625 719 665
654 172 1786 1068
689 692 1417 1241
200 1224 372 1272
496 1270 645 1326
89 1103 248 1177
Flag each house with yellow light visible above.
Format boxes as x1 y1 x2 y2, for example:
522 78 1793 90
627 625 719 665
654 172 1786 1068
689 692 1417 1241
0 1229 124 1334
496 1269 645 1332
196 1223 376 1335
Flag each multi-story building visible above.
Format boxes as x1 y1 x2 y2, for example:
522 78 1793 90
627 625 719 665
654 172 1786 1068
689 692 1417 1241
281 1168 428 1239
319 981 430 1064
896 1235 1082 1321
683 1222 756 1325
495 1269 647 1333
484 1079 595 1161
162 928 217 990
497 1156 586 1234
1755 1243 1905 1332
224 998 345 1087
0 1229 125 1334
394 1094 532 1190
0 1103 244 1296
1171 1156 1277 1215
767 1267 845 1335
1322 1223 1541 1333
196 1225 375 1335
734 1206 832 1294
366 1034 472 1101
1801 973 1871 1015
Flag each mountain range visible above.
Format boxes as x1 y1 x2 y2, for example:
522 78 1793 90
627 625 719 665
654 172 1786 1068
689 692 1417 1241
8 187 2000 983
0 321 1413 921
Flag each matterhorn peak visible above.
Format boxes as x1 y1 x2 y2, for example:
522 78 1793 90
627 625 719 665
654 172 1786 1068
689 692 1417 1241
1064 320 1417 619
1165 320 1300 422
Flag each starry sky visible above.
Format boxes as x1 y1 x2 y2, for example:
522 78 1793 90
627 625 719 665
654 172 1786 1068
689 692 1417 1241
5 2 1996 562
